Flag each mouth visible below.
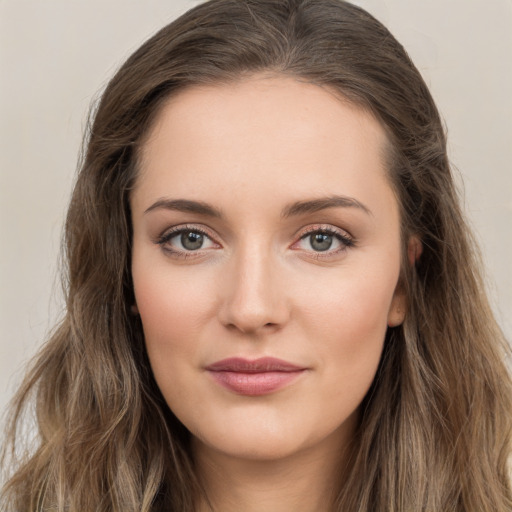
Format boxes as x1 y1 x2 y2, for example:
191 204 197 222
205 357 307 396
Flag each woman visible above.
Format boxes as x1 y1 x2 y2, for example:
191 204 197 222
2 0 511 510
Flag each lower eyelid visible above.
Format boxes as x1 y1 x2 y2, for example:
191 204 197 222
301 236 348 249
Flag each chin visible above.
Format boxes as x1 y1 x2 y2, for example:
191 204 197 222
194 429 309 462
188 407 355 463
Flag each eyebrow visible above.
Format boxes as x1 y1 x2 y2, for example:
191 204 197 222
144 198 223 217
144 195 372 218
281 195 372 218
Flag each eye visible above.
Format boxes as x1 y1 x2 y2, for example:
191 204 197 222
292 226 354 256
156 225 219 256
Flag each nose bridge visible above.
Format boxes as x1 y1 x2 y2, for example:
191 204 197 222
218 237 288 334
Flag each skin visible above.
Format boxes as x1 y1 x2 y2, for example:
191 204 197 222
130 74 406 511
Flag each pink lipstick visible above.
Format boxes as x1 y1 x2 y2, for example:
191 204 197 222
205 357 307 396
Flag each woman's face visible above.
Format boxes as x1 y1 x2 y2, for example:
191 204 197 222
131 75 405 462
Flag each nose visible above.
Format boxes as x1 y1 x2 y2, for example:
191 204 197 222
217 243 291 336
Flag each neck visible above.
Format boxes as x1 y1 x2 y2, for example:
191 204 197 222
193 428 355 512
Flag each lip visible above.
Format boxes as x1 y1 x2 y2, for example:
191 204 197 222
205 357 307 396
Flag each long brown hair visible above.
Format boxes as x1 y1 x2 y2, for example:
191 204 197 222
2 0 511 510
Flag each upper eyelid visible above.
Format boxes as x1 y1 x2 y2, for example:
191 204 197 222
295 228 353 247
158 224 217 241
295 223 353 240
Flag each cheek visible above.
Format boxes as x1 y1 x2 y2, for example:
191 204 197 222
132 262 215 367
298 262 397 340
296 265 397 390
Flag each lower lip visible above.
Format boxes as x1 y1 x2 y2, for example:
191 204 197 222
208 370 306 396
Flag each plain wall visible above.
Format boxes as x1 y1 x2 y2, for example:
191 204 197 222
1 0 511 415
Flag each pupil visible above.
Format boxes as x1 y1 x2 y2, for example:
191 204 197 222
310 233 332 251
181 231 203 250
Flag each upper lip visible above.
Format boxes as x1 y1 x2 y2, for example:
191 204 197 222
205 357 305 373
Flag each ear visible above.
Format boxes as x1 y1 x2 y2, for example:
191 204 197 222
387 236 423 327
407 235 423 266
130 303 139 315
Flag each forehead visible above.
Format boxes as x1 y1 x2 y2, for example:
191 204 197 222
134 75 395 217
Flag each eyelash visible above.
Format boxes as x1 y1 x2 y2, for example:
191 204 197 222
155 224 216 259
155 223 355 260
294 225 355 260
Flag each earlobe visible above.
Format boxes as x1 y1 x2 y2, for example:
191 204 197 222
387 294 406 327
131 303 139 315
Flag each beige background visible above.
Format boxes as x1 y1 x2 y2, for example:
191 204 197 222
1 0 511 414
